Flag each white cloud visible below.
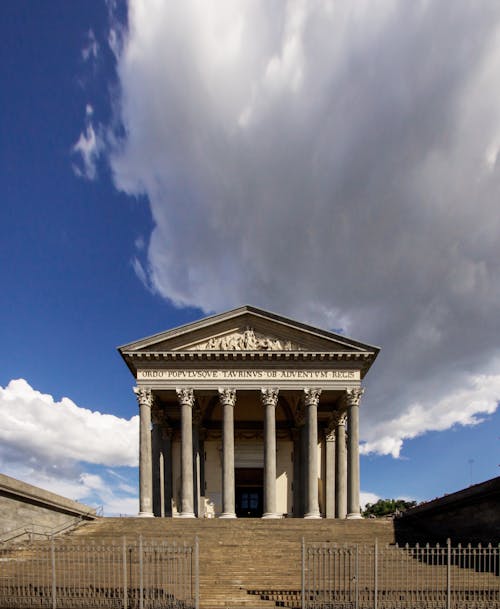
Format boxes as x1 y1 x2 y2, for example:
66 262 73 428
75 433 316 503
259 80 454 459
0 379 139 514
361 365 500 457
0 379 138 466
360 491 380 510
72 104 102 180
105 1 500 456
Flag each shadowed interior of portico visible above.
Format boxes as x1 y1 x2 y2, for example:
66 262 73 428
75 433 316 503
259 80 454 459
148 387 356 519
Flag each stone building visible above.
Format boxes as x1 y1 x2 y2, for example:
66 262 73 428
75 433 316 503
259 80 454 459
118 306 379 519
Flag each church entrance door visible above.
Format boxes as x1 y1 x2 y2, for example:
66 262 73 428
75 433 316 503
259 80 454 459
235 468 263 517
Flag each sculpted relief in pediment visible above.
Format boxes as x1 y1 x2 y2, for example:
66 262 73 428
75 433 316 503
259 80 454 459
188 327 303 351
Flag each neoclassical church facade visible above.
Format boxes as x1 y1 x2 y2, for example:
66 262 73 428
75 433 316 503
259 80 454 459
119 306 379 519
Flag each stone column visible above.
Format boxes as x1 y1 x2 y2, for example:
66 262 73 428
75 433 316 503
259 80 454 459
162 426 173 517
192 404 202 518
292 395 305 517
134 386 154 517
300 420 308 516
335 412 347 519
347 388 364 519
304 388 322 519
325 426 336 519
292 427 301 517
261 388 279 518
151 419 162 517
176 388 195 518
219 388 237 518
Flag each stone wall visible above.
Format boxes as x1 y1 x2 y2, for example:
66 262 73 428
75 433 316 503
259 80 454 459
398 476 500 543
0 473 96 542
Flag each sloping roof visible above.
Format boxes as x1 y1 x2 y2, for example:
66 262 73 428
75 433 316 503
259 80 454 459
118 304 379 353
118 305 380 378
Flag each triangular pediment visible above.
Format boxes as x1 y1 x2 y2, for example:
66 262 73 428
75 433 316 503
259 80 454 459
183 327 303 351
118 305 378 354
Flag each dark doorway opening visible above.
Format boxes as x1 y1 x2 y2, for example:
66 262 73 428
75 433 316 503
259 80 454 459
235 468 263 518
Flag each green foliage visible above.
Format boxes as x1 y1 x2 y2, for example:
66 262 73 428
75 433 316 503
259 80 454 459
362 498 417 518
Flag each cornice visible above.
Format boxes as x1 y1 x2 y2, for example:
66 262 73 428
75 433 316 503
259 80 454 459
121 350 376 362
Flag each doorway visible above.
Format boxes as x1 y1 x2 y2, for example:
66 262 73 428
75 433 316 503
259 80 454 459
235 468 263 518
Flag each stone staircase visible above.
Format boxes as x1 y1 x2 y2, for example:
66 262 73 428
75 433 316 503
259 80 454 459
68 518 396 609
5 518 497 609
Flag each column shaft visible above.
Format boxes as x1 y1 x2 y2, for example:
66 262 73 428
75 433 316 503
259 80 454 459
159 448 165 517
151 423 161 516
325 430 336 519
300 423 308 516
292 428 301 517
304 388 322 519
261 388 279 518
134 387 154 517
220 388 236 518
177 389 195 518
335 415 347 519
347 388 364 519
162 428 173 517
193 422 200 517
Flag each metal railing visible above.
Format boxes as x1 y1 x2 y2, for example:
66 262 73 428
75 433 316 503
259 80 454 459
0 513 97 546
302 539 500 609
0 535 199 609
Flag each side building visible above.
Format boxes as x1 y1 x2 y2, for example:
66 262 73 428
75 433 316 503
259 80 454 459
118 305 379 519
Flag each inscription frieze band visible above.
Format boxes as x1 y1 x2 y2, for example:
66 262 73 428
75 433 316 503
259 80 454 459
137 369 360 381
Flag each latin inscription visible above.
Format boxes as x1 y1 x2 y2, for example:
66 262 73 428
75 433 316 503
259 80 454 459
137 369 359 381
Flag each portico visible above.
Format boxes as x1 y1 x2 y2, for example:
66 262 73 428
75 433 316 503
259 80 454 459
119 306 379 519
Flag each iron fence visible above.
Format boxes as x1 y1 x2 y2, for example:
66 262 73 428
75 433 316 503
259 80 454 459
0 536 199 609
302 539 500 609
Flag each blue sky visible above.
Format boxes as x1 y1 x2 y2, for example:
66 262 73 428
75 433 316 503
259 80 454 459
1 1 499 515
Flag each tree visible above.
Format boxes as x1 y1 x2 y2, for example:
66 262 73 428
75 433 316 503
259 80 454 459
362 498 417 518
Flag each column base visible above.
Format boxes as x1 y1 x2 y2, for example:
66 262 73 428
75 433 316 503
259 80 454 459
347 512 363 520
219 512 237 519
178 512 196 518
304 512 321 519
262 512 281 519
138 511 154 518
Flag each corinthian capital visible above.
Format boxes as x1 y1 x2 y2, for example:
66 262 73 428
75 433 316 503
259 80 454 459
345 387 364 407
304 388 322 407
260 387 279 407
218 388 236 407
133 386 154 408
176 388 194 407
325 427 336 442
332 410 347 427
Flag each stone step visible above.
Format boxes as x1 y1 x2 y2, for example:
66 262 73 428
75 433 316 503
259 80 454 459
0 517 402 609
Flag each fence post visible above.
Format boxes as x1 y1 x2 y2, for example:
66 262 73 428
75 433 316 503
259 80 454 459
139 535 144 609
51 538 56 609
195 536 199 609
355 544 359 609
123 536 128 609
374 539 378 609
447 538 451 609
301 537 305 609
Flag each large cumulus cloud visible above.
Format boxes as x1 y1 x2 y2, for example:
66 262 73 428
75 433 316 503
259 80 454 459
0 379 138 514
101 1 500 455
